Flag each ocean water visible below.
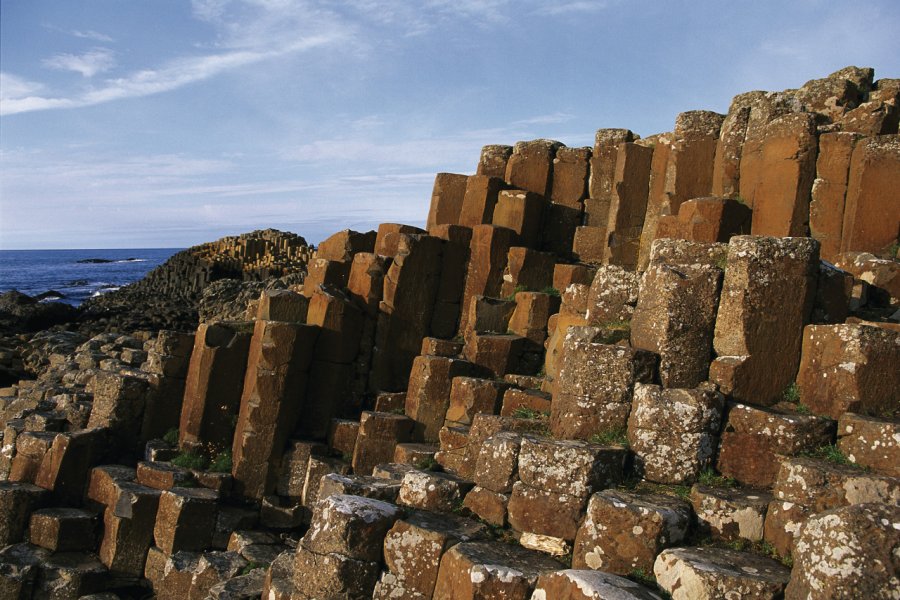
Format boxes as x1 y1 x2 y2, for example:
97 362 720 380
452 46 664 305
0 248 181 306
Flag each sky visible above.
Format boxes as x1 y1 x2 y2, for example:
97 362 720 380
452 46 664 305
1 0 898 250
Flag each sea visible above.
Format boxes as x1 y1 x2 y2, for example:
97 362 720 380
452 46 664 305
0 248 181 307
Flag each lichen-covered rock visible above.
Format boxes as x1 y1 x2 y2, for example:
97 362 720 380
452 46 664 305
317 472 401 504
654 546 790 600
518 436 626 498
796 323 900 419
398 469 472 513
292 543 381 599
303 493 400 562
507 481 586 544
531 569 665 600
474 432 522 493
837 412 900 477
627 383 723 484
433 540 560 600
690 485 771 542
573 489 692 575
785 502 900 600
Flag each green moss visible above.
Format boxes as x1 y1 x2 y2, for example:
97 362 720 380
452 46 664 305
208 450 232 473
512 407 548 420
589 428 629 448
416 456 439 471
240 562 261 576
171 451 209 471
162 428 179 446
539 286 561 297
803 444 857 467
781 382 801 404
697 467 736 488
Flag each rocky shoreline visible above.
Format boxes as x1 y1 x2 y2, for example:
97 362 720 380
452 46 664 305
0 66 898 600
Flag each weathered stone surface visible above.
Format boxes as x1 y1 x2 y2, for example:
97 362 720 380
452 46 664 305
232 320 317 500
501 247 555 298
531 569 665 600
655 197 752 246
99 496 159 576
835 251 900 305
446 377 510 426
398 469 471 513
573 489 691 574
809 132 864 261
785 502 899 600
505 139 562 198
631 241 724 388
382 510 485 597
302 257 351 297
639 111 724 269
406 355 475 443
136 460 194 491
690 485 771 542
0 543 50 600
553 329 656 439
501 388 551 417
262 550 295 600
551 146 591 208
812 261 853 324
85 464 135 508
492 190 545 248
751 113 818 237
477 144 514 179
328 419 360 457
838 99 900 136
508 480 586 543
292 543 380 599
33 551 108 599
154 487 219 554
465 296 517 339
427 173 469 231
302 455 351 508
192 550 253 599
717 402 835 488
374 223 426 257
0 482 48 546
259 495 305 529
585 265 641 326
463 333 527 378
572 226 607 265
710 236 819 405
711 92 755 198
460 175 508 227
458 225 516 335
179 322 253 454
433 540 560 600
352 411 414 476
840 135 900 255
590 129 635 202
654 546 790 600
87 370 149 452
796 323 900 419
473 432 521 493
463 485 509 527
605 142 653 268
317 229 376 262
35 428 107 504
28 508 95 552
518 435 625 497
837 412 900 477
145 547 200 600
303 493 400 562
628 383 724 484
255 289 309 322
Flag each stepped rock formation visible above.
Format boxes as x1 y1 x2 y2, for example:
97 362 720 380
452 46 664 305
1 66 899 600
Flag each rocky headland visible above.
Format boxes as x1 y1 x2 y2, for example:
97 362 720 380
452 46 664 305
0 66 898 599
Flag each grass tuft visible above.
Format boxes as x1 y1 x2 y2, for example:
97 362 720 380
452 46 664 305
171 451 209 471
697 467 736 488
512 406 548 420
416 456 439 471
162 428 179 446
589 428 630 448
540 286 561 297
208 449 233 473
803 444 856 467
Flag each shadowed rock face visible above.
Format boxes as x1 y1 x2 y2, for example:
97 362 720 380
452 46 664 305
2 65 899 600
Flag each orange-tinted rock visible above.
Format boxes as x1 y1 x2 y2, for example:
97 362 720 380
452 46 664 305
307 285 363 364
374 223 425 257
639 111 724 269
552 264 594 292
256 289 309 322
459 175 508 227
834 251 900 304
605 143 653 268
710 236 819 406
231 320 318 500
505 139 562 197
347 252 387 314
716 403 835 488
398 469 472 513
352 411 414 475
500 247 555 298
627 383 724 484
795 66 872 118
840 135 900 254
430 224 473 338
500 388 551 417
508 480 585 544
809 132 864 261
432 541 559 600
87 370 149 454
551 146 590 208
539 201 582 257
584 265 640 326
426 173 469 232
456 225 514 334
303 493 400 562
654 546 789 600
0 482 48 546
153 487 219 554
421 337 464 358
463 333 528 378
589 128 635 202
316 229 377 262
573 490 691 574
571 226 607 265
751 113 818 237
532 570 666 600
406 355 478 443
712 93 756 199
837 412 899 477
302 258 351 297
631 240 724 388
508 292 558 346
299 360 353 439
655 197 751 244
301 455 351 508
796 323 900 419
179 322 253 454
34 428 107 504
463 486 508 527
839 99 899 136
477 144 513 179
492 190 545 249
445 377 510 427
690 485 771 543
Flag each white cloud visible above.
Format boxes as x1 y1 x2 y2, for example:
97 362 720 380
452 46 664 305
533 1 609 16
0 73 44 101
70 29 115 43
42 48 116 78
512 112 576 126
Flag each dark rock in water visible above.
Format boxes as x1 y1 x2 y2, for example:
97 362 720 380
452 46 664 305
0 290 77 334
35 290 66 301
67 279 90 286
76 258 116 264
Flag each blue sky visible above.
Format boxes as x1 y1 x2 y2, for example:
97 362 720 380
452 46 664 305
1 0 897 249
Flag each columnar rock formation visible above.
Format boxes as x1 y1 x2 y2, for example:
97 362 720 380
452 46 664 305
1 66 899 599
